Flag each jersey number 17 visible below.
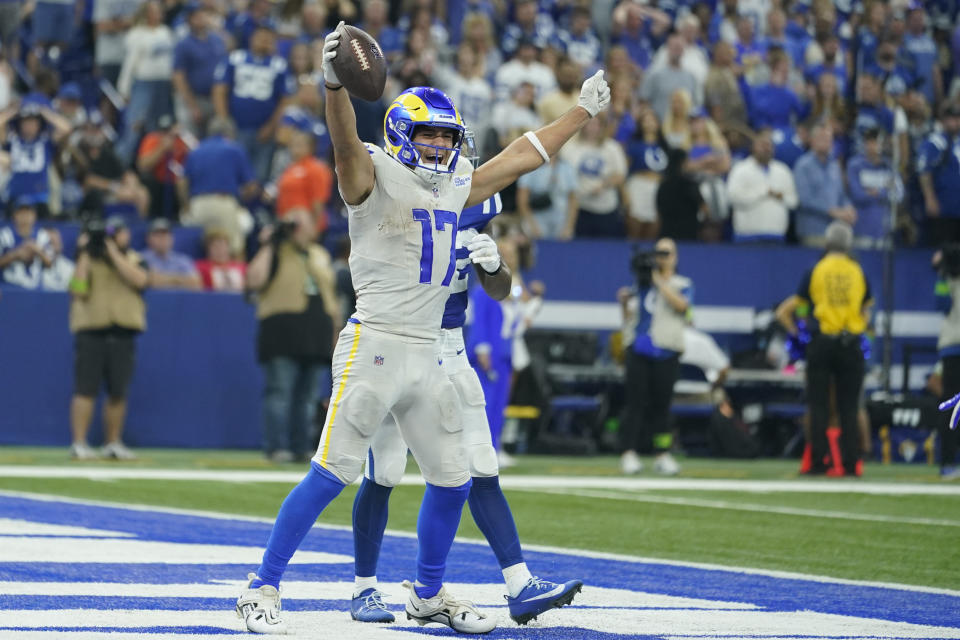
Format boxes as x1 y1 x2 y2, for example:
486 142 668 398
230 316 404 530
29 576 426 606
413 208 457 287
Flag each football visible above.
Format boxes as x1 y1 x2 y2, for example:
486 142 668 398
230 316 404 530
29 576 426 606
331 24 387 102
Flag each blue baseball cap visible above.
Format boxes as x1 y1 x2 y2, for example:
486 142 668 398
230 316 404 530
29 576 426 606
12 195 36 210
57 82 82 101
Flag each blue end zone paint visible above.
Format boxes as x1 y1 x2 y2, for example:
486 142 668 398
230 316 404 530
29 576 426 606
2 493 959 637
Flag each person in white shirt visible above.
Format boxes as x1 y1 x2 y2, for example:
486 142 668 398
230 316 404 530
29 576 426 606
650 14 709 87
727 129 798 242
490 82 543 151
566 115 628 238
494 39 557 102
436 45 494 158
116 0 175 163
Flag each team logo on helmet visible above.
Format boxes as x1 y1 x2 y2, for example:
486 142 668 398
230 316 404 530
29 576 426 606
383 87 465 176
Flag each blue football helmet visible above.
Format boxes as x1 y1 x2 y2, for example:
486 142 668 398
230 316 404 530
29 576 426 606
383 87 465 177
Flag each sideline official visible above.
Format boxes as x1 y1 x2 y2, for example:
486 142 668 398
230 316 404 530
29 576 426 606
246 208 340 463
68 218 150 461
777 222 873 476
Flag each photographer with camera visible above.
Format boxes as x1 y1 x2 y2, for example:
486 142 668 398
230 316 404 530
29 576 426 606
934 245 960 479
617 237 692 476
246 208 340 463
68 217 150 460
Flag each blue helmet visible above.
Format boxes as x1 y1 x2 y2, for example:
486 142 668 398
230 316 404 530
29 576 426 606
383 87 465 176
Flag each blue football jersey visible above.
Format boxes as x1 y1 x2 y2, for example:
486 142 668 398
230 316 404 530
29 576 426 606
214 50 294 130
441 193 502 330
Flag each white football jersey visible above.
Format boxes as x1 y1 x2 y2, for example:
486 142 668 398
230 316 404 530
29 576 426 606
345 144 474 342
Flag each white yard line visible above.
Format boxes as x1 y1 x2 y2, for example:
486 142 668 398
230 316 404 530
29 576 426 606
2 489 960 599
536 488 960 528
0 466 958 495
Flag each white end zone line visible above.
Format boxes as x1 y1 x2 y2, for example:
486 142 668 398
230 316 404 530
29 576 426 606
536 488 960 528
2 488 959 601
1 466 959 495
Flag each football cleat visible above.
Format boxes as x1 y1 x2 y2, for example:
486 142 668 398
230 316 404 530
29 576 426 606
101 441 137 460
653 452 680 476
351 587 395 623
236 573 287 634
70 442 98 460
620 450 642 474
941 465 960 481
402 580 496 634
506 577 583 625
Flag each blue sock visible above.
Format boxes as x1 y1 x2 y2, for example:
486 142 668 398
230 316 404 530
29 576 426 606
467 475 524 569
352 477 393 578
252 462 346 589
414 480 471 599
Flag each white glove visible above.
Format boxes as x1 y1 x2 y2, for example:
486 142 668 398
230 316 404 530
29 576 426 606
578 70 611 117
467 233 501 273
322 21 343 88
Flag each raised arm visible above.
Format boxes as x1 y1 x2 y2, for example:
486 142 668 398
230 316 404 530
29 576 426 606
322 23 374 206
465 70 610 209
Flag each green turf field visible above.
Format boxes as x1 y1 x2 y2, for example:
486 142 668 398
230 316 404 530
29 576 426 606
1 447 958 591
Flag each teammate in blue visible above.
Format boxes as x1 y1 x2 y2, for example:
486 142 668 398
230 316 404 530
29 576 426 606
235 21 609 635
349 193 581 628
212 23 294 183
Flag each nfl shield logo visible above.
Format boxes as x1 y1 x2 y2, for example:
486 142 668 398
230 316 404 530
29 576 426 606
374 355 384 366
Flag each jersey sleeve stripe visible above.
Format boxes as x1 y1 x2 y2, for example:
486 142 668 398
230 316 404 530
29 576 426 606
318 322 363 467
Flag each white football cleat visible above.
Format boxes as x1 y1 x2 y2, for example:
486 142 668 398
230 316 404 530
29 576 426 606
102 441 137 460
654 452 680 476
620 450 642 474
236 573 287 634
402 580 496 634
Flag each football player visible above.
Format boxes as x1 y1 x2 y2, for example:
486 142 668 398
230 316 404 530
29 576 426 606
349 192 582 627
235 22 609 634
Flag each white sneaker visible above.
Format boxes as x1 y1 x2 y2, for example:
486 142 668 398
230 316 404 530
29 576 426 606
102 441 137 460
654 452 680 476
620 450 642 474
70 442 98 460
402 580 496 634
497 450 517 468
236 573 287 634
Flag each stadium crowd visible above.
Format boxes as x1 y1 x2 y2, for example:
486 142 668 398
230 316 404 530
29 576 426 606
2 0 960 291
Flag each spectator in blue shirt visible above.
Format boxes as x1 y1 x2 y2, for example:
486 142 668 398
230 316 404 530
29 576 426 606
0 102 72 216
903 3 941 106
213 23 293 184
553 7 601 70
847 128 903 245
804 33 847 97
227 0 271 50
852 1 887 72
866 37 915 99
502 0 555 58
359 0 403 61
749 49 807 129
918 103 960 243
0 198 53 289
610 2 670 69
794 123 857 244
734 15 764 81
173 3 227 137
141 218 203 289
853 73 896 151
180 117 258 255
